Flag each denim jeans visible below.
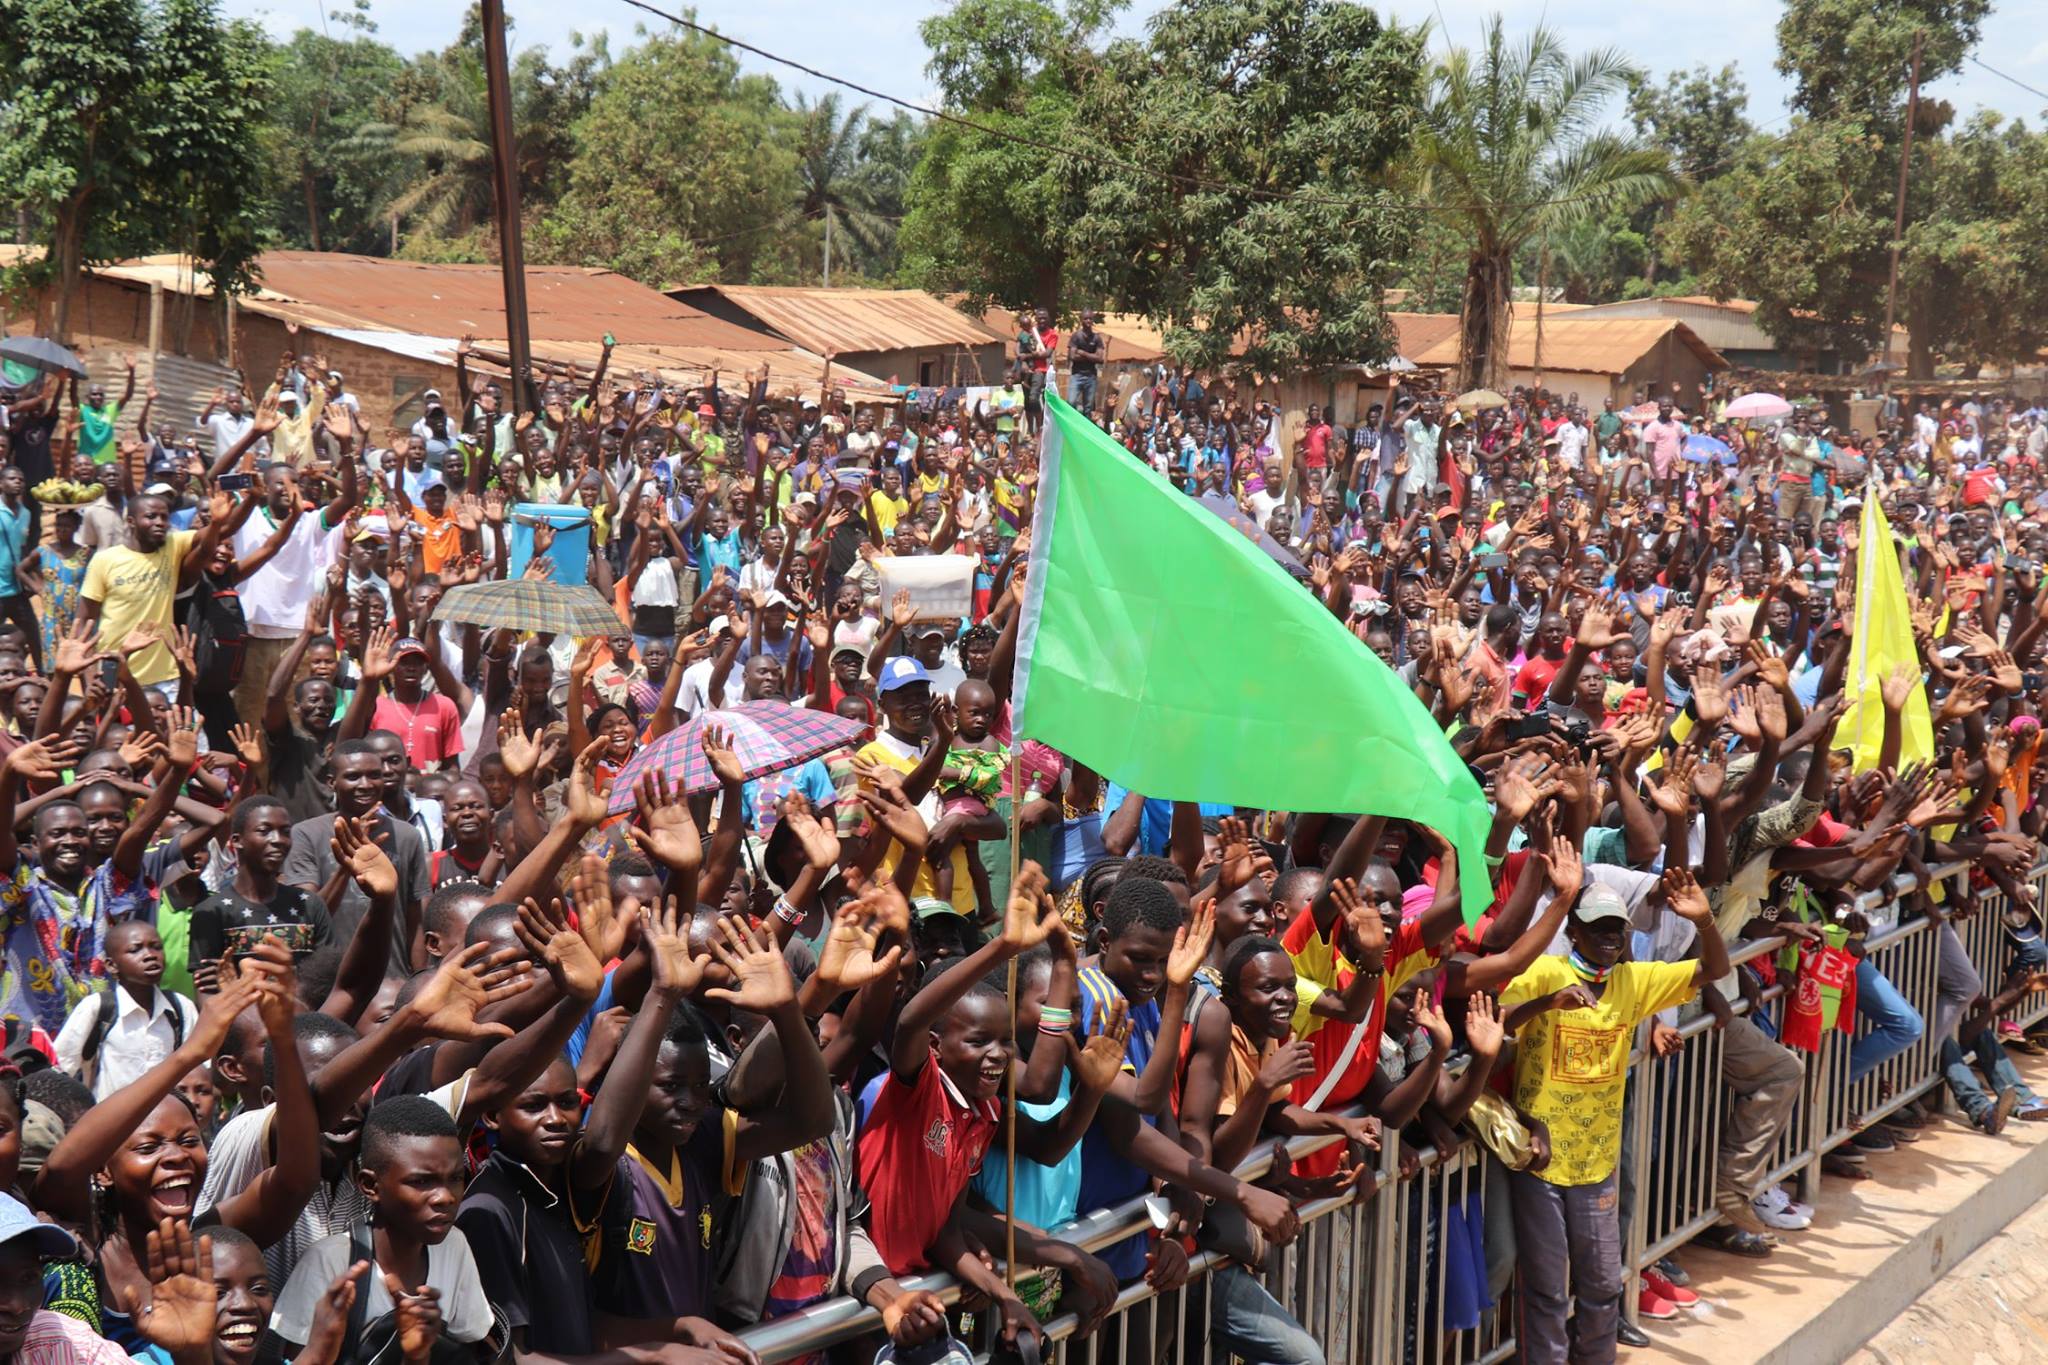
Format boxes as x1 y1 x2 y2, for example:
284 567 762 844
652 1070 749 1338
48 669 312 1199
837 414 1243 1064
1208 1265 1324 1365
1850 957 1924 1084
1942 1027 2040 1123
1510 1168 1623 1365
1066 372 1097 412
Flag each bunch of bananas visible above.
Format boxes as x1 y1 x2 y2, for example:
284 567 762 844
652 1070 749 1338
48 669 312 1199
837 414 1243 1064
30 478 106 507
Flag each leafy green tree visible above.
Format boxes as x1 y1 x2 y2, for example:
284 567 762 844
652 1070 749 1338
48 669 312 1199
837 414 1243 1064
1413 15 1674 388
1071 0 1425 372
1627 64 1753 183
898 0 1117 313
0 0 272 338
344 11 598 253
537 28 801 285
1777 0 1989 128
791 95 921 281
1899 113 2048 374
1665 0 2007 376
259 5 412 253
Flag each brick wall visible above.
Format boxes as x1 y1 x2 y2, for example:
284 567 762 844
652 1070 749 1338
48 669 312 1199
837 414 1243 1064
231 314 456 439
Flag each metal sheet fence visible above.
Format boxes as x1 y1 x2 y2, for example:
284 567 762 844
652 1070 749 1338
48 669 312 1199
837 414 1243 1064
739 863 2048 1362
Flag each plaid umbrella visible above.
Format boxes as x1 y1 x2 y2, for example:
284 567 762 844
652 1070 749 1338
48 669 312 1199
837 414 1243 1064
606 701 869 811
429 580 622 637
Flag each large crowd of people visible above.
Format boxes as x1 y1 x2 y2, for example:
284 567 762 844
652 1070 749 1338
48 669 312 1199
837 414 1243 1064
0 322 2042 1365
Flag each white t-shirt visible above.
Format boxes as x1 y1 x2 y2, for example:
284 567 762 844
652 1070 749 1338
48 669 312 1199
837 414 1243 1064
51 986 200 1101
236 510 344 640
677 657 733 717
272 1227 495 1347
206 411 263 461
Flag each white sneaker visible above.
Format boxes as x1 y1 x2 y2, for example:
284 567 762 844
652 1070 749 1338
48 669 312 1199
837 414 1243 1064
1753 1188 1812 1230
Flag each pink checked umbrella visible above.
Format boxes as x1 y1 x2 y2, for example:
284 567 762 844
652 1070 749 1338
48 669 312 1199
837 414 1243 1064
605 700 869 812
1724 392 1792 422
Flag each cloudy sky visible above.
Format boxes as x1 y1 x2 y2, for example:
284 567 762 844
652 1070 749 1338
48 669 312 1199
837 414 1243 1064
223 0 2048 134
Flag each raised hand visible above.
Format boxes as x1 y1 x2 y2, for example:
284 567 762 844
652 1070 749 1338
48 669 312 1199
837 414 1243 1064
119 730 166 773
138 1218 216 1356
814 897 905 993
1001 859 1063 952
700 723 745 788
513 896 605 1003
567 851 636 965
496 711 543 781
1880 662 1917 712
778 790 841 870
406 942 529 1042
52 619 112 677
1074 995 1132 1093
1661 866 1712 924
627 770 703 873
563 737 612 827
229 723 265 768
359 625 397 683
646 894 712 996
331 815 398 900
165 705 202 767
1329 875 1385 963
702 914 797 1010
1464 992 1505 1058
5 738 81 784
1166 896 1215 989
858 781 928 851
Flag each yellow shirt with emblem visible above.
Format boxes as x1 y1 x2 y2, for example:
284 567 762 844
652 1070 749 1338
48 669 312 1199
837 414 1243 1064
1499 956 1697 1187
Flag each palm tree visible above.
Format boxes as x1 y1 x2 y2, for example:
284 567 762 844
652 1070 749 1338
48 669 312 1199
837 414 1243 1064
792 93 907 278
1414 16 1675 389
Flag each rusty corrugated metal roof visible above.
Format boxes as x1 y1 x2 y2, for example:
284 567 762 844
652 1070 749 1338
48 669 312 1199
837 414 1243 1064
245 252 773 349
1412 316 1728 375
1389 313 1461 361
100 251 772 351
678 284 1006 355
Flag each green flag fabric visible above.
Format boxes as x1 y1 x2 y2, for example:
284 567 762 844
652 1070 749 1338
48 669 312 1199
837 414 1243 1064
1015 392 1493 922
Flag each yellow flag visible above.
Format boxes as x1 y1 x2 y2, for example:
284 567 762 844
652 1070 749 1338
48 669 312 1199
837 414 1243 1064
1839 489 1934 771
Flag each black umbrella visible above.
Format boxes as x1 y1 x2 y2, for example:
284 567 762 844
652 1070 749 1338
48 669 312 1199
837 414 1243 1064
1197 492 1304 573
0 336 88 380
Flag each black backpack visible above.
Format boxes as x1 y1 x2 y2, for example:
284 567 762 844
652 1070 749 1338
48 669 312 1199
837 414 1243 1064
340 1222 509 1365
192 572 249 688
78 988 186 1090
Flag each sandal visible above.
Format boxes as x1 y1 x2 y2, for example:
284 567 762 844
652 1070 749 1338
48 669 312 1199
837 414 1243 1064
1697 1225 1776 1258
1823 1152 1873 1180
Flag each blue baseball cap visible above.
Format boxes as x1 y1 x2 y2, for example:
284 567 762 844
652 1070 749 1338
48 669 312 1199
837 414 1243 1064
0 1192 79 1259
876 656 932 694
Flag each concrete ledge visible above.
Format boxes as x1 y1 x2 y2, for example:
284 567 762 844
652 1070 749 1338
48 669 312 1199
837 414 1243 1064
1637 1053 2048 1364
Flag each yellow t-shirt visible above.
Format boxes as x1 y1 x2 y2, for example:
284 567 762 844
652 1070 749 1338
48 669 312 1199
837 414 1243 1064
870 494 909 537
82 531 195 686
1499 956 1697 1187
853 736 973 915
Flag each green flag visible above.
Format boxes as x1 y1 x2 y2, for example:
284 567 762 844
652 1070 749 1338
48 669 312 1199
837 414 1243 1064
1016 392 1493 922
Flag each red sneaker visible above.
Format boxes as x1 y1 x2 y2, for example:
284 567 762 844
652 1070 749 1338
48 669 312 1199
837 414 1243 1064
1643 1268 1699 1308
1638 1285 1679 1321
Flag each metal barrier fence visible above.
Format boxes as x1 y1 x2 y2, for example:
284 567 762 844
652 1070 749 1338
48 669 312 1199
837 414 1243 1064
739 861 2048 1363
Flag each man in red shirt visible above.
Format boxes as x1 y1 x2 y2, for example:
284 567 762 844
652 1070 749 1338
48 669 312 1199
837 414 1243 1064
361 634 464 771
1513 613 1573 709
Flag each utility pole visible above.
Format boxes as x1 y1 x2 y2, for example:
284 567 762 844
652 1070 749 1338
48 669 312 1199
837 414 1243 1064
823 204 833 288
1881 30 1924 382
1534 233 1549 389
480 0 534 415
